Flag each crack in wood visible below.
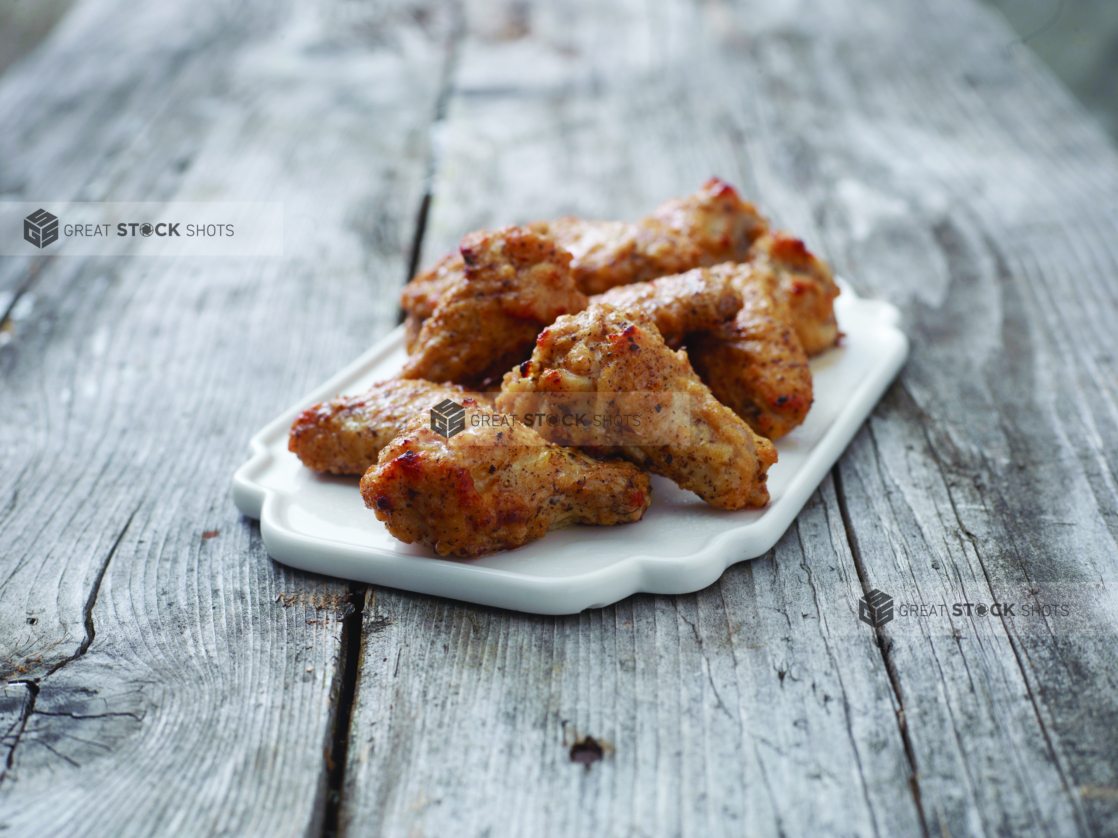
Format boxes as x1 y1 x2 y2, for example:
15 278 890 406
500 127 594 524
0 680 38 786
674 603 734 721
319 584 368 838
0 506 139 786
45 506 139 678
792 514 887 837
892 380 1092 834
400 0 465 313
833 464 930 838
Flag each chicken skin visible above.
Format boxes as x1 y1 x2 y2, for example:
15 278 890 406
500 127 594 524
401 226 588 387
360 402 652 557
688 264 813 440
288 379 492 475
749 231 840 356
496 305 777 509
648 176 770 268
400 178 770 346
590 266 742 348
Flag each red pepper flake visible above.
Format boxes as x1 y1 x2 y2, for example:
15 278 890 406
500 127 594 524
202 530 219 539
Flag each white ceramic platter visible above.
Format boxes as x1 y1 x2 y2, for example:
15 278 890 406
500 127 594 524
233 281 907 614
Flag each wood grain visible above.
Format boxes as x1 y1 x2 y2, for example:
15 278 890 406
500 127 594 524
3 0 1118 836
340 0 1118 836
0 0 451 834
344 478 923 837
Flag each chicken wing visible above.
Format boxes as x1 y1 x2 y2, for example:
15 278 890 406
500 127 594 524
360 402 652 557
288 378 492 475
399 178 770 344
687 264 813 440
401 226 588 387
533 216 703 296
749 231 840 356
589 266 742 348
496 305 777 509
648 176 770 267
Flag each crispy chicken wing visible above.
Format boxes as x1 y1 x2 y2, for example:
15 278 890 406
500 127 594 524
533 216 703 296
401 226 588 387
649 176 770 267
288 379 492 475
749 231 840 356
360 402 652 557
590 266 742 348
400 251 461 327
496 305 777 509
399 178 770 344
688 264 813 440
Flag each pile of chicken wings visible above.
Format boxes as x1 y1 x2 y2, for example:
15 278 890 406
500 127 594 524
288 179 839 557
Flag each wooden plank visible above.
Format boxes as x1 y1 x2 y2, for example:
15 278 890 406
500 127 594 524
0 0 451 834
342 1 924 835
340 0 1118 836
3 0 1115 834
344 477 920 837
726 0 1118 835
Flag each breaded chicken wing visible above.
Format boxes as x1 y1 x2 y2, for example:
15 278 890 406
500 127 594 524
288 379 492 475
401 226 588 387
749 231 840 356
496 305 777 509
399 178 770 342
590 266 742 348
360 402 652 557
688 264 813 440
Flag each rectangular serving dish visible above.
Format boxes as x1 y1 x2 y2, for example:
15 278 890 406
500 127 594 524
233 281 907 614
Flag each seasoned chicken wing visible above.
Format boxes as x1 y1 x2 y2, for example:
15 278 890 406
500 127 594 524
360 402 652 557
401 226 588 387
533 215 702 296
749 231 840 356
688 264 813 440
399 178 770 343
590 266 742 348
400 251 461 328
496 305 777 509
288 378 492 475
648 176 770 267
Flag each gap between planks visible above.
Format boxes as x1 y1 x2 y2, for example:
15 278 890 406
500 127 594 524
321 7 466 833
833 464 930 838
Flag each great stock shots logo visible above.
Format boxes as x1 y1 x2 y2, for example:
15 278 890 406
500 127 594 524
3 202 284 256
858 589 895 628
855 591 1058 631
24 208 59 248
430 399 466 439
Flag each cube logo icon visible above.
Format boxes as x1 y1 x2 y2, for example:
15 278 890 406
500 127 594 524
430 399 466 439
858 589 894 628
24 209 59 248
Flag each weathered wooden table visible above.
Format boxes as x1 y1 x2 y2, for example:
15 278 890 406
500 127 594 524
2 1 1116 835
